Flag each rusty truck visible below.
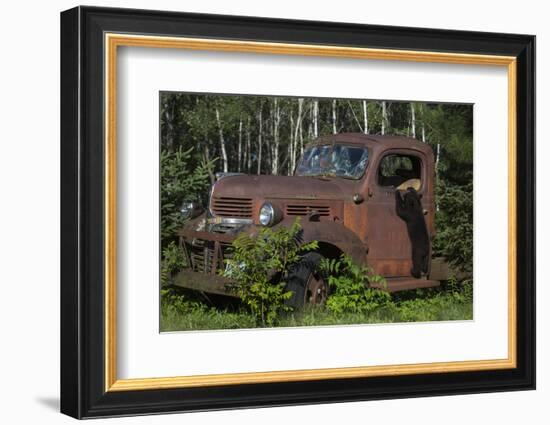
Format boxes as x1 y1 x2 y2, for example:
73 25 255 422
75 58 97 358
172 133 453 307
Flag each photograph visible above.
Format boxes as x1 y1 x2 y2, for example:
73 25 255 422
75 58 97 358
160 93 474 331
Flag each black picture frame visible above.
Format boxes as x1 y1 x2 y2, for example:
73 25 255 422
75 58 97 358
60 5 535 419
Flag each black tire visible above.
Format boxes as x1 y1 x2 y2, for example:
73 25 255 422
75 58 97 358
285 252 328 309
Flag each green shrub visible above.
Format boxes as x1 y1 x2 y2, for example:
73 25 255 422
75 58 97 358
160 146 214 249
321 255 391 314
160 241 185 286
222 218 318 326
160 287 204 314
433 181 473 272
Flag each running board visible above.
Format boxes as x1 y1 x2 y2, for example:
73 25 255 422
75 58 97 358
372 277 440 293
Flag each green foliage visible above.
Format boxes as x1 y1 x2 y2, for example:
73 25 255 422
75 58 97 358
160 241 185 286
160 283 473 331
433 180 473 272
321 255 391 314
223 218 318 326
421 104 473 185
446 276 474 303
161 287 205 315
389 281 473 322
160 145 214 249
160 287 257 331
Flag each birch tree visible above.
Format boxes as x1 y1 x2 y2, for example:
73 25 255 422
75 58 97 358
246 117 252 173
237 116 243 172
271 98 280 175
347 100 368 134
410 102 416 139
421 105 426 143
362 100 368 134
288 113 295 176
381 101 387 135
257 106 262 175
290 98 304 174
215 108 228 173
313 99 319 138
332 99 337 134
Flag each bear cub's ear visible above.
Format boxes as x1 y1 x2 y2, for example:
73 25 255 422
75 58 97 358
406 187 422 199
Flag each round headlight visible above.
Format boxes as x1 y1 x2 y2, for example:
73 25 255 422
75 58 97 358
180 201 198 220
259 203 275 226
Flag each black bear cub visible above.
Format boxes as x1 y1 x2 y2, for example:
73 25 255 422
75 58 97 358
395 188 430 278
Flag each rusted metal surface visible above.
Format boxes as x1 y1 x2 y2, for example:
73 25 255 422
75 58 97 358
176 133 440 297
178 228 235 244
172 269 237 297
372 277 440 292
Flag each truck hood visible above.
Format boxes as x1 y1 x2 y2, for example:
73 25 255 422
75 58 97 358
211 174 357 201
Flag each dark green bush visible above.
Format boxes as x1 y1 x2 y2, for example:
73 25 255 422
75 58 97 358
433 180 473 272
160 146 214 249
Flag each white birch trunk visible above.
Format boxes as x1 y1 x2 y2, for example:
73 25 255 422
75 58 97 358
289 114 295 176
203 140 215 184
362 100 368 134
421 105 426 142
347 101 364 133
332 99 337 134
257 108 262 175
313 99 319 138
246 117 251 173
271 98 280 175
215 108 228 173
299 121 304 157
237 117 242 172
292 98 304 174
435 143 441 212
381 101 387 135
410 103 416 139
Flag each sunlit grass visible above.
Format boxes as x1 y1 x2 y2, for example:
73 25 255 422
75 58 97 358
160 283 473 332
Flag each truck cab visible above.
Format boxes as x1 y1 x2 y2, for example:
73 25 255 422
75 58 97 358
175 133 439 305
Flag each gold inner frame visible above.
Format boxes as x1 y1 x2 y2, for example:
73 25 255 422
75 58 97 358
104 33 517 392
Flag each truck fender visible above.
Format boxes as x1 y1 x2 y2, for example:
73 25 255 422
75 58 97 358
274 217 366 265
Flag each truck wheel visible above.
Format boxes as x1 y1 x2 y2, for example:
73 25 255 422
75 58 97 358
286 252 328 308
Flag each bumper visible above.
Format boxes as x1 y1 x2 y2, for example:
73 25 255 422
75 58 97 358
171 268 237 297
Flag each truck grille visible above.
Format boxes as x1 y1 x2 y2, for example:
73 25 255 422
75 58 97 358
286 204 331 217
211 197 253 218
185 239 233 274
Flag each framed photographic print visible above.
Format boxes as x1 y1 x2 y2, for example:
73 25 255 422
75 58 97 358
60 6 535 419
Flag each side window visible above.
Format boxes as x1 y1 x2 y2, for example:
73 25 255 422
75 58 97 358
378 154 422 189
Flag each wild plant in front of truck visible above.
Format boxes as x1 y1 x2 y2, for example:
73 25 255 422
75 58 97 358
321 255 392 314
222 218 318 326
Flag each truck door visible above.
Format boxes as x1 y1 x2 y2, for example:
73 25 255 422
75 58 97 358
366 151 432 278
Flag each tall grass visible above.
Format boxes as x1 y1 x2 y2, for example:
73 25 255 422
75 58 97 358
160 282 473 332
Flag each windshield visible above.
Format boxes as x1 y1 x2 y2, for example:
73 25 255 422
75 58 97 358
295 144 369 179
